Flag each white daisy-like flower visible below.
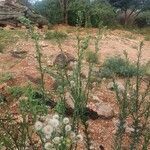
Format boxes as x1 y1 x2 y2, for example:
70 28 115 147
53 114 59 120
34 121 43 131
65 125 71 132
48 118 59 128
63 117 69 124
76 134 83 141
52 136 61 144
42 125 53 136
44 142 54 150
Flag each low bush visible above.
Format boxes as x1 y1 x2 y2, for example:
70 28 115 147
0 29 23 53
8 86 24 98
86 51 98 64
100 55 144 78
144 35 150 41
45 31 68 41
0 72 13 83
0 43 4 53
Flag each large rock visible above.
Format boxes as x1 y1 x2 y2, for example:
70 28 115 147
0 0 48 27
88 101 114 119
53 52 76 68
87 96 115 119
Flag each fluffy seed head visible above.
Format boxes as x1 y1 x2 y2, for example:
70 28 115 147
44 142 53 150
65 125 71 132
42 125 53 136
48 118 59 128
34 121 43 131
63 117 69 124
53 114 59 120
76 134 83 141
52 136 61 144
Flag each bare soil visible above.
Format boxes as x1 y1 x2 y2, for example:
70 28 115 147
0 25 149 150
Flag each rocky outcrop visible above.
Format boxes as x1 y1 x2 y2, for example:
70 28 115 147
0 0 48 27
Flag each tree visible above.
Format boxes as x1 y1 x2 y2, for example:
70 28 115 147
108 0 150 25
58 0 69 24
34 0 62 24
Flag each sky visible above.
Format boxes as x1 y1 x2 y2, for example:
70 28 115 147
29 0 42 4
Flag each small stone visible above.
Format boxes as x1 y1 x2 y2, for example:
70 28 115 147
107 81 125 92
21 26 27 29
125 126 134 134
65 92 74 109
39 41 48 47
92 95 101 102
88 101 114 119
96 102 114 118
67 61 77 70
4 25 15 30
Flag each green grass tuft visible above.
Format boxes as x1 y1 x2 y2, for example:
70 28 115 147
45 31 68 41
100 56 144 78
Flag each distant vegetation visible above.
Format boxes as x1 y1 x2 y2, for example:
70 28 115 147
45 31 68 41
32 0 150 28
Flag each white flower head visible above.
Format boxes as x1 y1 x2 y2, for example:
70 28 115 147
70 80 75 87
44 142 54 150
52 136 61 144
42 125 53 136
48 118 59 128
65 125 71 132
53 114 59 120
70 131 76 139
63 117 69 124
34 121 43 131
76 134 83 141
45 114 52 122
45 134 51 140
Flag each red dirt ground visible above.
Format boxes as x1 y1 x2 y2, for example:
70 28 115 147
0 25 149 150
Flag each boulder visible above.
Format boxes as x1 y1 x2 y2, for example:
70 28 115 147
87 101 114 119
53 52 76 68
0 0 48 27
96 102 114 119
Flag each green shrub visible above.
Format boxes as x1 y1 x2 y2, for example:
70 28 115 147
144 35 150 41
68 0 116 27
0 44 4 53
0 72 13 83
86 51 98 64
135 11 150 28
90 1 116 27
34 0 62 24
0 29 23 52
8 86 24 97
100 56 143 78
45 31 68 41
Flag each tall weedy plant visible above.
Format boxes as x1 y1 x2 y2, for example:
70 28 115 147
19 17 46 101
113 42 150 150
43 11 106 149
